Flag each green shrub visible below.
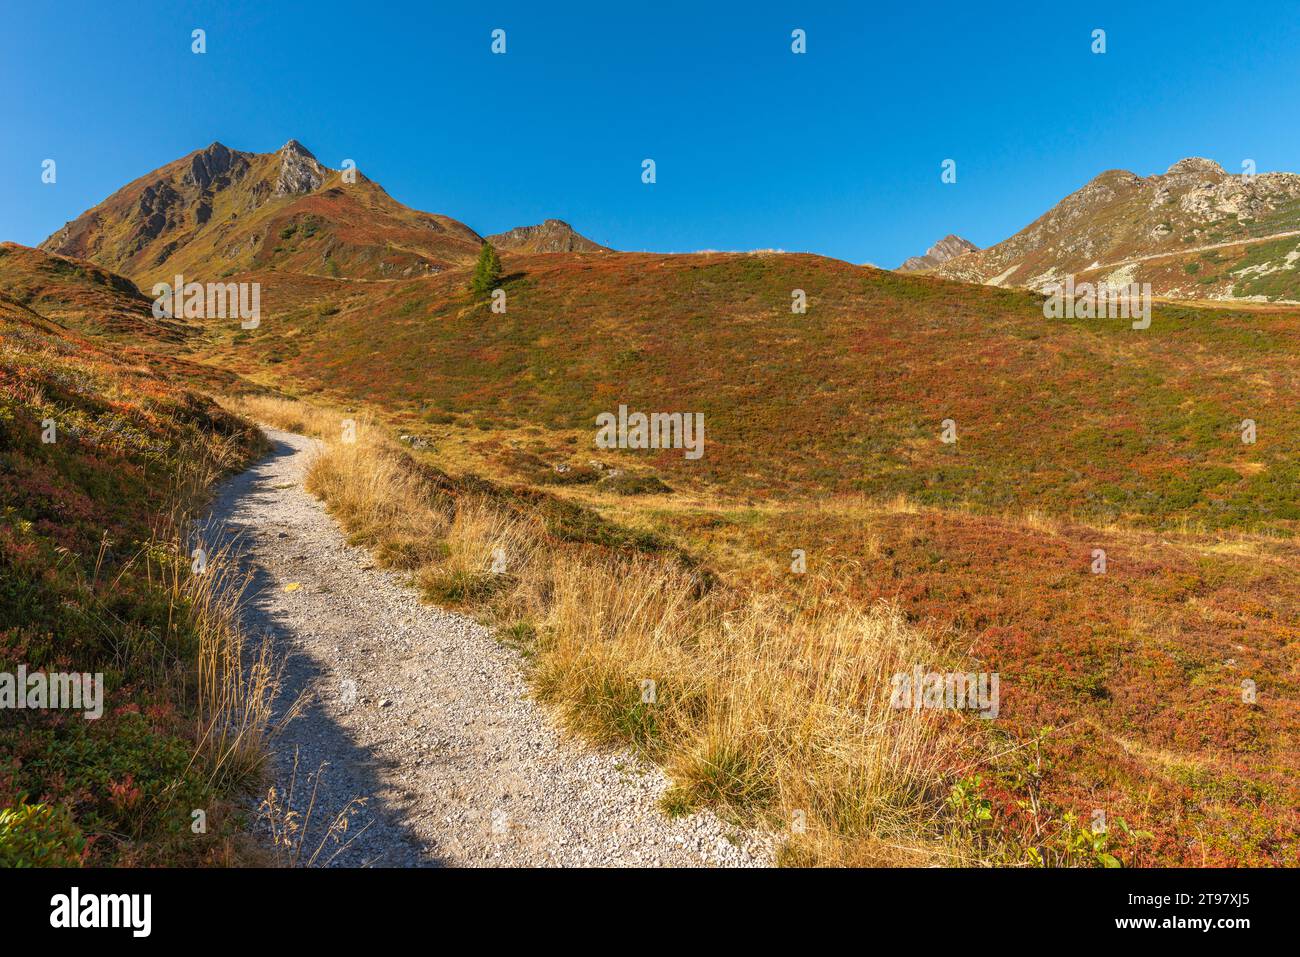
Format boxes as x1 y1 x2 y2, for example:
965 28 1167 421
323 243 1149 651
0 803 86 867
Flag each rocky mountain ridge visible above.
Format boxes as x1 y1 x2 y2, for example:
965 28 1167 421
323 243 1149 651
933 158 1300 301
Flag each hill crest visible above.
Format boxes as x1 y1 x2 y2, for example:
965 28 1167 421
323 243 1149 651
487 219 611 254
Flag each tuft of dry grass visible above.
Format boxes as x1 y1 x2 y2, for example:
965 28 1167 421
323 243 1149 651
528 557 969 861
305 429 453 569
417 498 545 605
257 750 371 868
139 435 295 796
171 527 291 792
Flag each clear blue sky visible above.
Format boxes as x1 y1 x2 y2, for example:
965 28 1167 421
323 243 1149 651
3 0 1298 267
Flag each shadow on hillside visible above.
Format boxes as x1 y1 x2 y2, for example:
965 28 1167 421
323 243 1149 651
203 435 443 868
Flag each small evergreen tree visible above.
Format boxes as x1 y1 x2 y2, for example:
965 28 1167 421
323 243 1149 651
470 242 502 294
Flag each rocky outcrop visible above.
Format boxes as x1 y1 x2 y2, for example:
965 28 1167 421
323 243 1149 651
184 142 245 191
274 140 327 197
898 234 978 271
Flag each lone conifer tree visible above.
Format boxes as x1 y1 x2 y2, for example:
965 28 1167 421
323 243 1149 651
470 241 502 294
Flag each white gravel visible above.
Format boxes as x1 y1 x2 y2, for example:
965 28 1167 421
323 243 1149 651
205 427 774 867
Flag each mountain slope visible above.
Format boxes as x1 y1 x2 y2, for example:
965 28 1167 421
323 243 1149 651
0 269 265 865
936 158 1300 301
487 219 611 253
40 140 484 286
0 242 191 343
201 249 1300 867
202 250 1300 532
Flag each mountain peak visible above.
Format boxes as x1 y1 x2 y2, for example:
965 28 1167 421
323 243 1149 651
487 219 612 253
1165 157 1225 177
931 234 975 253
279 139 316 159
275 140 327 196
898 234 978 272
183 141 243 191
931 155 1300 301
38 138 485 285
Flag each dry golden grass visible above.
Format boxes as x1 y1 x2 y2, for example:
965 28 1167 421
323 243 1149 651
526 557 969 862
178 532 291 792
257 749 371 868
306 429 454 569
140 446 296 795
221 392 343 439
417 498 546 605
223 394 985 865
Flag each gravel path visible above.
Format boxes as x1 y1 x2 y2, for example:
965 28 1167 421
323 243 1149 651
204 428 773 867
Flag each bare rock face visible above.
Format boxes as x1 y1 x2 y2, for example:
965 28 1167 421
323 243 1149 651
898 234 979 271
487 219 611 253
1165 157 1227 180
108 144 251 254
274 139 327 197
184 142 241 190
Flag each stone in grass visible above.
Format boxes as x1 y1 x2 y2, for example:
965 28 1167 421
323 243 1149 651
538 463 601 486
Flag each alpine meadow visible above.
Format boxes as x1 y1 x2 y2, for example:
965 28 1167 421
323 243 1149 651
1 2 1296 936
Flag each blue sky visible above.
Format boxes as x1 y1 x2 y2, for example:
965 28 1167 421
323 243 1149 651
3 0 1298 267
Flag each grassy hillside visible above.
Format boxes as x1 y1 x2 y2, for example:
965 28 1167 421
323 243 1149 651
651 498 1300 865
1058 231 1300 305
215 251 1300 534
0 287 270 864
0 243 191 344
233 391 1300 866
12 189 1300 866
197 250 1300 865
